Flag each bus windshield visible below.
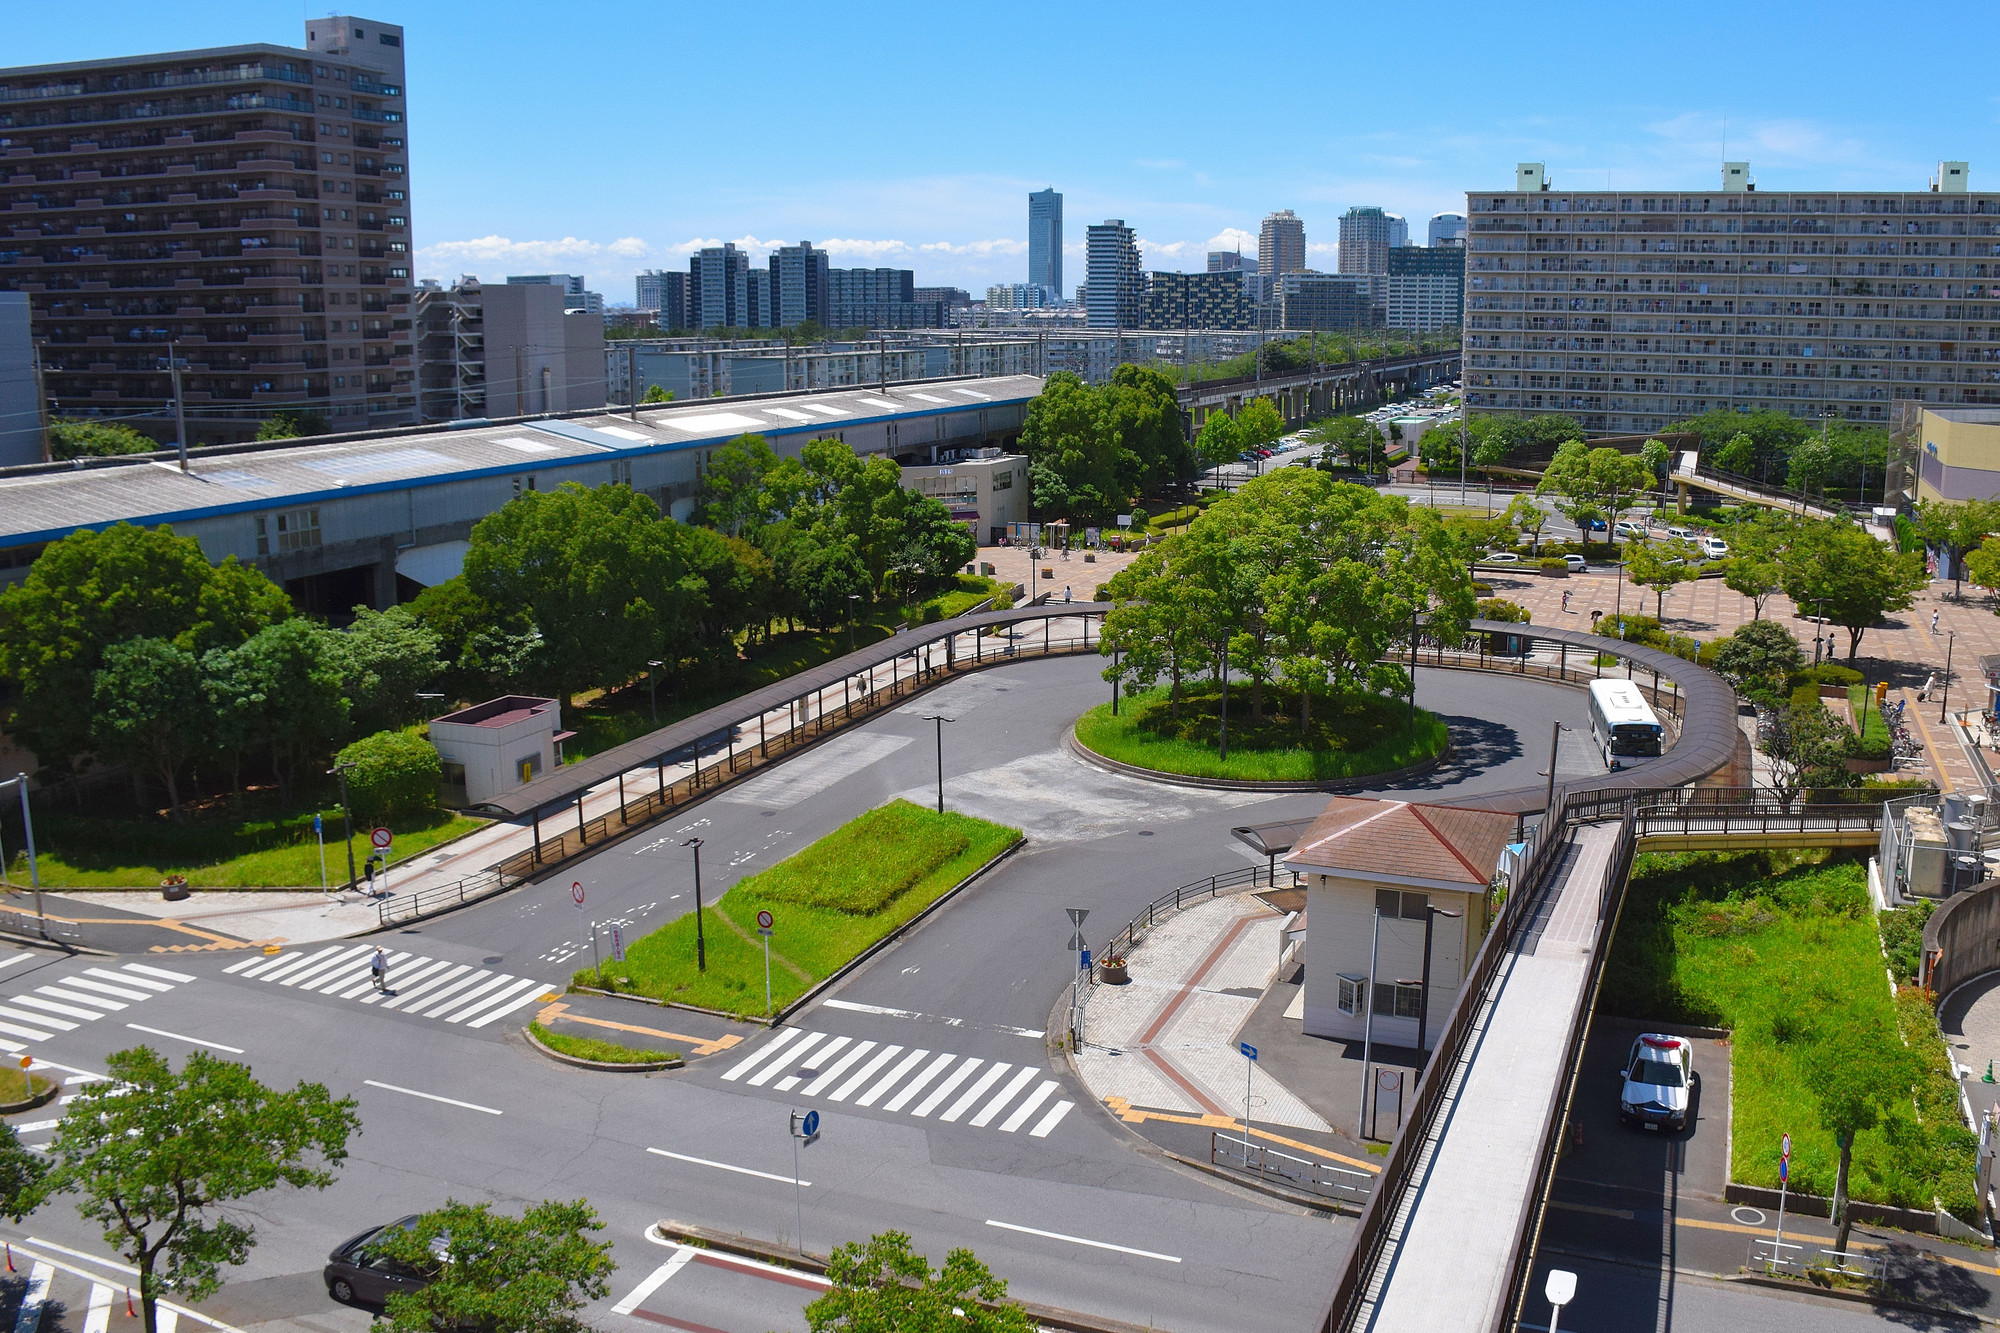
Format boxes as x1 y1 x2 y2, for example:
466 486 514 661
1609 723 1662 756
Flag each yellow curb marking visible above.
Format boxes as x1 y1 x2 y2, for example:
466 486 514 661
1104 1097 1381 1175
1550 1202 2000 1278
535 1001 742 1057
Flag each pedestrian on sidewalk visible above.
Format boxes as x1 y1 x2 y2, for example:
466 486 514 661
1064 585 1072 603
1561 589 1571 614
1933 610 1941 634
370 947 389 993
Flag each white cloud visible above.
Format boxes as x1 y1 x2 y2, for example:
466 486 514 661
606 236 649 258
919 238 1026 256
1207 227 1255 253
1135 157 1185 170
821 237 914 259
417 235 612 271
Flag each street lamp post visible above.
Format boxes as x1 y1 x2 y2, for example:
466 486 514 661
1219 638 1231 763
327 760 359 892
922 715 954 813
846 595 860 653
646 660 663 725
1416 904 1464 1058
0 773 44 938
1941 632 1956 725
1542 721 1571 816
1812 597 1828 668
684 837 706 972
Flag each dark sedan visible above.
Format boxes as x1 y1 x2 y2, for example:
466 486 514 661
324 1216 431 1308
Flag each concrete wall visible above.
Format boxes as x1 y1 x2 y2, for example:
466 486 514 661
0 293 38 468
1923 876 2000 999
1302 872 1476 1048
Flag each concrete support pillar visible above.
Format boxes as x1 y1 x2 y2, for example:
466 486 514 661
372 548 398 610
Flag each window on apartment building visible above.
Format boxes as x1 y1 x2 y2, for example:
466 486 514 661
1373 983 1425 1019
1374 889 1430 921
1337 975 1367 1016
253 508 321 555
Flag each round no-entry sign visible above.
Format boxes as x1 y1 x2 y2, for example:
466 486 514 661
757 910 774 930
370 827 392 850
570 881 586 906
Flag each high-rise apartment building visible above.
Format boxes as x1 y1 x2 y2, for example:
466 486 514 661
770 241 829 328
1429 212 1467 247
0 14 418 444
0 292 38 466
1387 214 1410 250
689 243 751 330
1338 207 1397 280
1208 251 1251 273
634 270 688 329
1277 273 1376 331
1387 246 1465 332
1029 188 1063 296
1259 210 1307 276
1085 220 1142 329
1464 160 2000 432
1140 271 1254 330
827 268 940 328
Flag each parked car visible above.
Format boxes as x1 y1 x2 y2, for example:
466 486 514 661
1700 536 1730 558
1614 520 1649 541
1619 1033 1692 1131
325 1217 433 1307
1564 554 1589 573
1665 524 1695 540
1479 551 1522 565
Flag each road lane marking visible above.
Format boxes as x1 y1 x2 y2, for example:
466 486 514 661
818 997 1044 1039
362 1080 501 1115
121 964 195 984
58 977 153 1003
1029 1100 1075 1137
23 1239 137 1274
883 1052 957 1112
911 1058 982 1117
611 1248 697 1315
940 1063 1010 1123
798 1040 876 1097
747 1031 826 1087
0 955 34 974
126 1024 244 1054
36 987 125 1012
855 1048 930 1107
999 1081 1059 1133
984 1219 1181 1263
646 1146 806 1186
827 1044 902 1102
719 1026 803 1080
970 1067 1040 1128
536 1002 738 1054
775 1035 850 1092
688 1250 831 1290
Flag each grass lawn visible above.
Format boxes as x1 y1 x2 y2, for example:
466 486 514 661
1848 685 1892 748
11 805 485 890
591 800 1020 1017
0 1066 52 1104
1072 684 1447 783
529 1022 677 1064
1601 850 1977 1218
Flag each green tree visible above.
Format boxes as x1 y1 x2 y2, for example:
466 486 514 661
804 1231 1032 1333
1236 397 1286 452
233 619 351 806
41 1047 358 1333
254 408 328 440
1625 537 1702 620
1912 497 2000 599
1712 620 1804 696
334 729 441 823
1670 409 1811 479
1714 431 1758 475
640 385 674 403
373 1199 615 1333
0 524 290 772
1536 440 1604 535
49 419 156 460
1803 1013 1920 1254
1194 411 1243 469
1523 414 1585 449
0 1121 46 1223
1639 437 1672 486
1103 363 1189 492
1787 435 1833 498
1019 372 1122 517
698 434 782 538
1498 494 1547 554
1778 519 1928 660
337 605 445 735
1963 534 2000 594
89 638 208 821
1304 415 1379 470
1763 699 1855 805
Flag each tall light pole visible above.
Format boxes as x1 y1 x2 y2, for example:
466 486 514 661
684 837 706 972
163 341 189 472
1416 904 1463 1058
922 714 954 813
1542 721 1571 815
846 593 860 653
1941 632 1956 725
646 659 663 725
327 760 358 892
1812 596 1828 668
1 774 44 937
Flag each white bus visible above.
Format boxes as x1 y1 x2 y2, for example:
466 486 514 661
1587 678 1664 770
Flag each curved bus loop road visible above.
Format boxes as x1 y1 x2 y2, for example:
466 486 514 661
0 607 1746 1333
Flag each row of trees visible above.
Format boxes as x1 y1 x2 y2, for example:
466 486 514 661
1100 468 1476 731
47 411 330 461
1016 366 1191 518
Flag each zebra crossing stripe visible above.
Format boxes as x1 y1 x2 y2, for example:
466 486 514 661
939 1063 1010 1123
38 987 126 1012
999 1081 1059 1132
64 976 152 1002
828 1045 902 1102
86 968 170 993
719 1027 803 1082
246 948 342 983
309 951 408 995
398 970 489 1016
775 1036 849 1091
748 1032 826 1087
0 1005 71 1032
122 964 195 984
881 1052 955 1112
372 963 470 1009
280 945 373 988
911 1058 984 1118
969 1067 1040 1128
82 1280 111 1333
452 977 544 1026
798 1041 875 1097
1029 1100 1075 1137
13 995 104 1022
463 981 554 1029
345 956 448 1000
854 1048 928 1106
437 975 526 1023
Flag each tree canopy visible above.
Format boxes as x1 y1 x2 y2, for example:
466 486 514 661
1912 497 2000 597
49 419 157 460
374 1198 615 1333
1777 518 1928 659
804 1231 1032 1333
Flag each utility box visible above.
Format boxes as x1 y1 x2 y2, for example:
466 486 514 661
1905 806 1949 897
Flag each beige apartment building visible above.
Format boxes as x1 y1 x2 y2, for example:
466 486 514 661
1464 160 2000 435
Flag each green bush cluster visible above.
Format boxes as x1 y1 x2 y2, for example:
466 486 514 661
751 802 972 916
334 729 442 825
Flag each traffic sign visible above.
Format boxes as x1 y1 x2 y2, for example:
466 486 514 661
1780 1132 1791 1182
1065 907 1089 927
1067 930 1089 952
610 924 626 963
1080 948 1092 969
791 1108 820 1144
1241 1041 1259 1061
757 910 774 930
571 881 586 906
801 1109 819 1137
370 826 392 850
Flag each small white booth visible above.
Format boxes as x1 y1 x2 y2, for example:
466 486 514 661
428 696 568 808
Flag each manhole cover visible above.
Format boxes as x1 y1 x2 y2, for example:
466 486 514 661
1136 830 1155 837
483 956 504 965
794 1069 819 1079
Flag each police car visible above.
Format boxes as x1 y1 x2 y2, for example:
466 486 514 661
1618 1033 1692 1131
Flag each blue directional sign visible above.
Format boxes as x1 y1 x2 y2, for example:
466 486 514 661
801 1109 819 1138
1240 1042 1258 1061
1080 949 1092 969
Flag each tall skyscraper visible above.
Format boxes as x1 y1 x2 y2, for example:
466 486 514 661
1029 189 1063 296
770 241 830 327
1338 207 1397 279
1085 220 1143 329
0 14 417 444
1387 247 1464 332
1259 210 1307 276
635 270 689 328
1387 214 1410 250
689 244 750 330
1428 212 1468 247
1463 158 1998 433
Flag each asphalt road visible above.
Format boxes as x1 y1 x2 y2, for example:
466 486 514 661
0 654 1612 1333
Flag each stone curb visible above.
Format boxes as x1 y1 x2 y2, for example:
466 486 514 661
1723 1271 1999 1326
519 1023 682 1073
649 1220 1179 1333
0 1078 60 1115
1064 726 1450 793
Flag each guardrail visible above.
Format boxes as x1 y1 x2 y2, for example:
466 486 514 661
376 868 512 927
1210 1132 1373 1207
0 906 76 945
1749 1237 1884 1286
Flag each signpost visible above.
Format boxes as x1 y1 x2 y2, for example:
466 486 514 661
1066 908 1090 1046
1774 1131 1792 1269
757 910 775 1019
571 882 599 975
610 924 626 964
314 814 327 893
370 827 392 895
1240 1041 1258 1158
789 1108 820 1255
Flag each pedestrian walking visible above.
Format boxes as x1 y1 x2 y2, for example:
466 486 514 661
1064 585 1072 603
1932 610 1941 634
370 947 389 993
1561 589 1571 614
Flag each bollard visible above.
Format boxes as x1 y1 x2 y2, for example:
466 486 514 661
5 1241 11 1272
127 1289 135 1317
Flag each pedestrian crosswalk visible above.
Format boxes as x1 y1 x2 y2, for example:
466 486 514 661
0 963 196 1052
718 1027 1074 1138
222 944 554 1030
0 1246 236 1332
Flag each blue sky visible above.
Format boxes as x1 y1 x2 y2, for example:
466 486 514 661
15 1 2000 302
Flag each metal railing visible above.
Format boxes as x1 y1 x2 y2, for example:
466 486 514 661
1748 1238 1884 1286
1210 1132 1373 1207
0 906 77 945
376 868 511 927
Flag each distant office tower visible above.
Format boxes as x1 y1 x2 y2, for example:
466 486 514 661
0 14 417 444
1277 273 1377 331
508 273 601 315
1386 246 1465 332
770 241 830 327
1387 214 1409 249
1259 210 1307 276
689 244 751 330
1428 212 1468 247
1338 208 1396 278
1463 158 1997 433
1029 189 1064 296
1085 220 1143 328
1208 251 1251 272
635 270 689 329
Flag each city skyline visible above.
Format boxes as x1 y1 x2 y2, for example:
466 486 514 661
9 1 1992 297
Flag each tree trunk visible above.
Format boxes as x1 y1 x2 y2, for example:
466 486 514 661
160 758 182 824
1833 1128 1856 1254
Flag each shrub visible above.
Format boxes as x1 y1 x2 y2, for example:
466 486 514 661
335 728 442 824
1601 613 1667 648
1789 681 1826 713
49 418 156 459
1539 558 1567 574
1804 662 1862 688
1850 732 1892 761
1477 597 1531 623
745 801 970 915
1472 580 1493 595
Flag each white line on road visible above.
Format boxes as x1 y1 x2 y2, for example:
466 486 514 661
747 1030 826 1087
720 1026 803 1082
852 1047 926 1107
775 1035 850 1092
362 1080 502 1115
881 1051 955 1112
126 1024 245 1054
23 1238 137 1274
940 1062 1010 1123
121 963 196 984
646 1147 807 1186
912 1058 984 1118
969 1066 1040 1128
1029 1099 1075 1138
999 1080 1058 1133
0 954 35 974
610 1247 697 1315
984 1219 1181 1263
818 997 1043 1039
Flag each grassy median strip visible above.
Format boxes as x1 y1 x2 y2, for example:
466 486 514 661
585 800 1020 1017
1073 684 1447 783
528 1022 678 1065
